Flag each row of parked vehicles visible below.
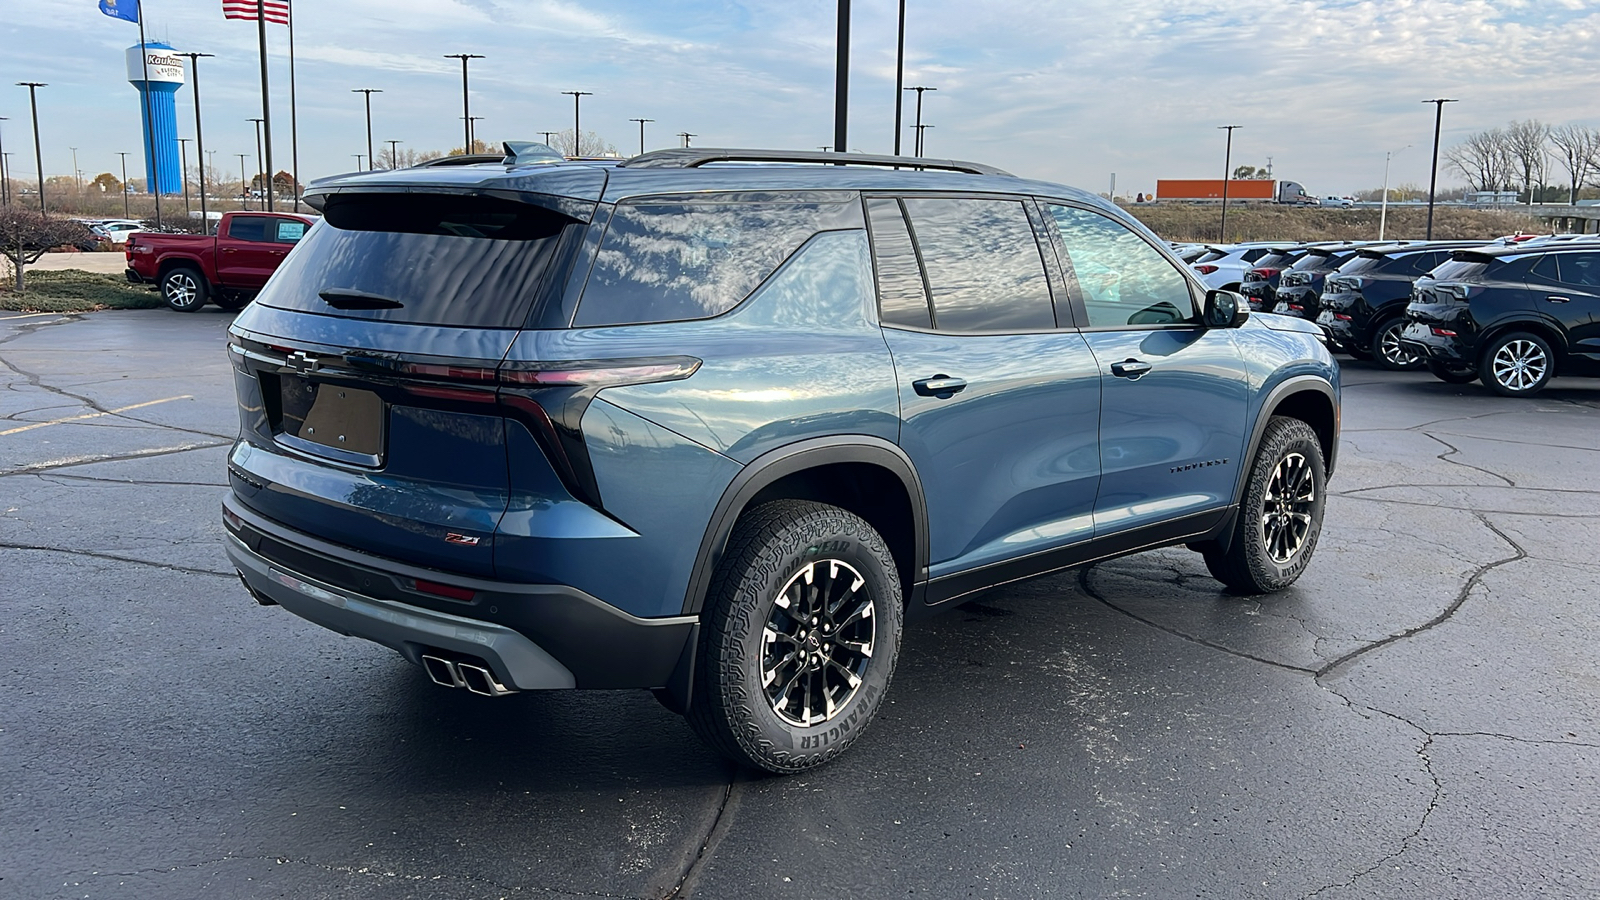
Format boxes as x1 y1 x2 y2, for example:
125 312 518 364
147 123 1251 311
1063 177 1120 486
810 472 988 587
1173 235 1600 397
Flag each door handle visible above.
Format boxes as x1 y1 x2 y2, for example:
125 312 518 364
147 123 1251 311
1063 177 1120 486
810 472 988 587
221 247 236 254
1546 295 1571 303
913 375 967 397
1111 359 1153 379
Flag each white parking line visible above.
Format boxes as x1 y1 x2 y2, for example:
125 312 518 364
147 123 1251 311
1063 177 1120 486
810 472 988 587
0 395 193 436
0 312 66 321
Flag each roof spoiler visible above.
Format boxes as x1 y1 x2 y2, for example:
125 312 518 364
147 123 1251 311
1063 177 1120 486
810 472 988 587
617 147 1012 176
502 141 566 166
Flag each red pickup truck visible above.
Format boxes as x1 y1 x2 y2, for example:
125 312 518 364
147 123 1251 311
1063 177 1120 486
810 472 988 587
126 211 317 312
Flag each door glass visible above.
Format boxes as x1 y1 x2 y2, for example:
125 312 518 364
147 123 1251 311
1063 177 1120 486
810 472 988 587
1048 205 1196 328
865 198 932 329
901 197 1055 333
1557 252 1600 287
1530 254 1559 282
228 216 269 242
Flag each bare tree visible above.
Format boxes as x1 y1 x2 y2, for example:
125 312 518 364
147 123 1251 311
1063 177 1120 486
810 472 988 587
553 129 618 158
1446 128 1514 193
1504 119 1550 204
1 209 93 291
1549 124 1600 205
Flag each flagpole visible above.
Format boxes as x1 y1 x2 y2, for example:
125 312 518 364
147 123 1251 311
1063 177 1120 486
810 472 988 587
136 2 164 227
256 0 275 211
287 0 299 211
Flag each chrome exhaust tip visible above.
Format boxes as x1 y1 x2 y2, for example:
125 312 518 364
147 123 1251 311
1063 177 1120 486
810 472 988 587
457 663 519 697
421 654 465 688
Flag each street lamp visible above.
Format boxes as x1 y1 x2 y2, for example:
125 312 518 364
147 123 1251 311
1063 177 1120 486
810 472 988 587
629 118 654 156
1379 145 1411 241
912 123 933 157
463 116 483 148
18 82 47 212
561 91 592 157
1423 99 1459 241
1218 124 1242 243
236 153 249 209
69 147 79 196
387 139 401 169
117 151 131 218
903 86 936 157
443 53 484 153
539 131 558 147
834 0 850 159
352 153 364 172
248 118 264 205
678 132 697 148
352 89 381 174
178 52 215 232
177 137 191 216
0 116 8 206
892 0 906 155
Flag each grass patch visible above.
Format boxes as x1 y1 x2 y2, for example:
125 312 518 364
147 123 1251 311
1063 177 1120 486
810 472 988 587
1124 205 1542 243
0 269 163 312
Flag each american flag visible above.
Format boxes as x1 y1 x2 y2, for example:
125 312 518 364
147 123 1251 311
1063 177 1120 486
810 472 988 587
223 0 289 25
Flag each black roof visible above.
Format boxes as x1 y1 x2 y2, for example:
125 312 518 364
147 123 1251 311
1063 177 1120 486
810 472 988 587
1457 240 1600 261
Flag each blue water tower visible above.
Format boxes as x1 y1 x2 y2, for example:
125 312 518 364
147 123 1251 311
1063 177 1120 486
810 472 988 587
125 41 184 195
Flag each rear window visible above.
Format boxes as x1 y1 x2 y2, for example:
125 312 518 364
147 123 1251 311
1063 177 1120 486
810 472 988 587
254 194 578 328
1253 250 1300 269
574 198 859 327
1338 253 1391 275
1195 249 1229 263
1430 258 1490 282
227 216 269 242
1288 250 1339 271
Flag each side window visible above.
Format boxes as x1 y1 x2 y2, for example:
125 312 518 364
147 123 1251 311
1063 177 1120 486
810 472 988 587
900 197 1056 332
274 219 307 244
1557 253 1600 287
227 216 269 243
864 198 932 329
575 199 851 327
1048 204 1196 328
1242 248 1270 263
1530 254 1559 283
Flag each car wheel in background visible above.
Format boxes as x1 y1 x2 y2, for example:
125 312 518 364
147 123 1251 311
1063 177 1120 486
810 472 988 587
1203 417 1326 594
1479 331 1554 397
161 267 209 313
1426 360 1478 384
1370 319 1425 370
688 500 903 774
212 293 250 312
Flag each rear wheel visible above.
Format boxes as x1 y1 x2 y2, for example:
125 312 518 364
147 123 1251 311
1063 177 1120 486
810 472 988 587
687 500 903 774
1370 318 1425 370
1426 360 1478 384
160 267 209 312
1203 417 1326 594
1479 331 1553 397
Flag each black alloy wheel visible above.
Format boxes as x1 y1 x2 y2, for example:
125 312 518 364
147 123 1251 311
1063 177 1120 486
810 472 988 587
1202 416 1327 594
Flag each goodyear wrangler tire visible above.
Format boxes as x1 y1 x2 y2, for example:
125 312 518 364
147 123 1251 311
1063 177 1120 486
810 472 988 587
687 500 903 774
1203 417 1326 594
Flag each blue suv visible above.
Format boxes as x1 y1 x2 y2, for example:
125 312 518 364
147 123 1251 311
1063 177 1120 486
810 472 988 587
224 147 1339 773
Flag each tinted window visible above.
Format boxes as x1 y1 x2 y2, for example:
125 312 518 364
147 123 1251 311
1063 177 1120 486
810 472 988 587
1430 259 1490 282
1241 248 1270 262
1289 251 1337 272
576 199 853 327
255 193 576 328
1531 254 1560 282
1254 250 1300 269
902 198 1055 332
275 219 307 243
1403 252 1448 275
227 216 269 242
1339 253 1388 275
1559 253 1600 287
865 198 932 329
1195 249 1229 263
1048 204 1195 328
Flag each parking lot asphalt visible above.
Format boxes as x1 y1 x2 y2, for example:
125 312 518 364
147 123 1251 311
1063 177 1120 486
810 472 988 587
3 309 1598 900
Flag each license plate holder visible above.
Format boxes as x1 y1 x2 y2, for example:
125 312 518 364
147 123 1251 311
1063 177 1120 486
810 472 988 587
275 375 385 466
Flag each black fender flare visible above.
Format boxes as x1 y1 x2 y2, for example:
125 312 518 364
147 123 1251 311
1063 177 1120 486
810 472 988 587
680 435 930 618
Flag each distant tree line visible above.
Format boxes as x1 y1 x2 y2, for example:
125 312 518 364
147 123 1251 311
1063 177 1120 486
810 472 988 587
1446 119 1600 205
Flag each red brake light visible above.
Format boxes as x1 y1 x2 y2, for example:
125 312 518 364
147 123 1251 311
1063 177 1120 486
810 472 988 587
1195 264 1219 275
1430 327 1458 337
1334 313 1353 321
414 579 475 602
1288 304 1304 311
1252 267 1281 277
500 359 701 387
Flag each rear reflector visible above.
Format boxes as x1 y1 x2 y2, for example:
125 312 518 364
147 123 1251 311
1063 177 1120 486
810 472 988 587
222 505 243 531
415 579 475 602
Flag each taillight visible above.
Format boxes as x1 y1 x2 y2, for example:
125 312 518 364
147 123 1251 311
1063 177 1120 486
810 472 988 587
1195 265 1219 275
1251 267 1280 278
1334 313 1353 321
500 358 701 387
1288 304 1304 311
1430 327 1458 337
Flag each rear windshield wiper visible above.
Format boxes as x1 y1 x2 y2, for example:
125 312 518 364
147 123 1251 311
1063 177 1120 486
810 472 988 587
319 289 404 310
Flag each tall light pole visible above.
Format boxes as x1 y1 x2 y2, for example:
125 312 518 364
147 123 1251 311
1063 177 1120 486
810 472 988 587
1218 124 1241 243
248 118 264 203
117 151 131 217
539 130 558 147
179 52 215 233
69 147 80 197
463 116 483 148
176 138 191 216
630 118 654 156
352 153 364 171
1378 145 1410 241
18 82 47 212
1423 99 1458 241
892 0 906 156
387 139 401 169
904 86 935 157
236 153 249 209
834 0 850 159
352 89 381 175
0 116 9 206
443 53 484 153
913 123 933 157
561 90 592 156
678 132 697 148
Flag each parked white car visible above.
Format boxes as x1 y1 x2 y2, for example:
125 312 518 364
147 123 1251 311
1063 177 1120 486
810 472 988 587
93 220 146 244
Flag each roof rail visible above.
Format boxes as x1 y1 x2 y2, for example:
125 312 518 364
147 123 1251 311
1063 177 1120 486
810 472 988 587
617 147 1012 177
415 153 508 168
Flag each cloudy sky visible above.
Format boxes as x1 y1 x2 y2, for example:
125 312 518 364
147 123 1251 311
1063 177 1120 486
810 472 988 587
4 0 1599 196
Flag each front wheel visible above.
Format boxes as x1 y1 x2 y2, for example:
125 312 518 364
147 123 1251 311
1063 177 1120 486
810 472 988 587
687 500 903 774
1370 318 1425 370
1479 331 1554 397
1203 417 1327 594
161 267 209 312
1426 360 1478 384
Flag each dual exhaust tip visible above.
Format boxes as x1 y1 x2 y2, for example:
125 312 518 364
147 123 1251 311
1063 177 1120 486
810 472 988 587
422 653 519 697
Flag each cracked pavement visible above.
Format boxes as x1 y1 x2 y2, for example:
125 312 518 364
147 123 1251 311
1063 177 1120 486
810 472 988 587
2 311 1598 899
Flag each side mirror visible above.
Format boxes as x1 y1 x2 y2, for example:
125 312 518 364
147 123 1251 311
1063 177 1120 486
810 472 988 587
1204 289 1249 328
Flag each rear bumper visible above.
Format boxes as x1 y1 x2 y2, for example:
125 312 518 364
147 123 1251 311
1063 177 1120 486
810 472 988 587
124 267 145 285
1399 321 1474 363
223 494 697 691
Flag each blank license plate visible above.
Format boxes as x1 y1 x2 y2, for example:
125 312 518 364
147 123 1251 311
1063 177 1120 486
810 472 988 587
278 376 384 457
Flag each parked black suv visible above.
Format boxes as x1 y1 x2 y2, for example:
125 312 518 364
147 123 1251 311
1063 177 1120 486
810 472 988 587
1237 246 1306 311
1402 243 1600 395
1270 244 1370 321
224 146 1339 773
1316 243 1486 369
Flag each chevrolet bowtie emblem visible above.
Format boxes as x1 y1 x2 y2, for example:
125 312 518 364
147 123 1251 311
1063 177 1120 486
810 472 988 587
286 351 319 373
